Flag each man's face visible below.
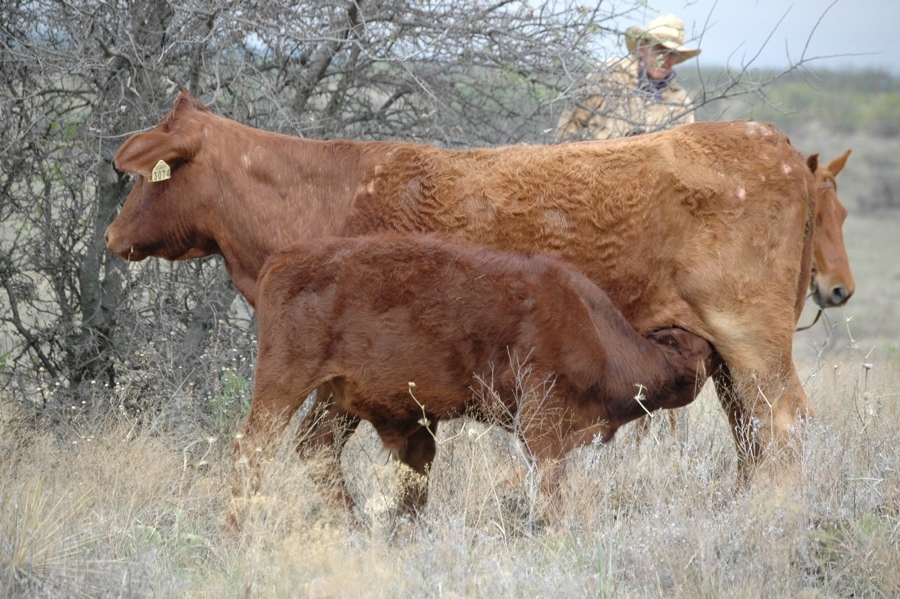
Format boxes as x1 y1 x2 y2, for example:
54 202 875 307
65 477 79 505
638 43 679 80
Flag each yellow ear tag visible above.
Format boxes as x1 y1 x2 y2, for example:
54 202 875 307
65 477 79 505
150 159 171 182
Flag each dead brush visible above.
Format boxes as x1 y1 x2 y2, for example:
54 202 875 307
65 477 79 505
0 479 93 597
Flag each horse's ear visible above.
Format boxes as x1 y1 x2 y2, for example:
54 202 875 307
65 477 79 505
806 153 819 173
827 149 852 177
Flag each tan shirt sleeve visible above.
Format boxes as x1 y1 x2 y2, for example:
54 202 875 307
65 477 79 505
555 82 605 142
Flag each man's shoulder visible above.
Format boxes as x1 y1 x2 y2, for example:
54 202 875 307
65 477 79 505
586 55 638 85
600 54 637 74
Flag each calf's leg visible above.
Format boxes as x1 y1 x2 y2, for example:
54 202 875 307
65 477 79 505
632 407 683 444
292 382 361 514
521 431 570 528
515 387 576 527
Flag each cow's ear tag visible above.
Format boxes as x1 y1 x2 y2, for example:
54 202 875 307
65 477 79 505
150 159 171 182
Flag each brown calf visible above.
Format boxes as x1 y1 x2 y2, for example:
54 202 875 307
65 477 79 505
232 234 711 522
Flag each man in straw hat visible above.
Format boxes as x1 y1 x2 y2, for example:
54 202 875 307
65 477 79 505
555 13 701 141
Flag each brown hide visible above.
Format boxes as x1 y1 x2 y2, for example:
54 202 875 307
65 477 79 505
237 234 711 516
808 150 855 308
109 93 815 487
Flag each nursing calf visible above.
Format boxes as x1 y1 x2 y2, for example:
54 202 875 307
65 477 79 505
232 235 711 522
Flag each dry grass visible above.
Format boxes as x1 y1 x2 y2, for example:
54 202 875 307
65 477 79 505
2 345 899 598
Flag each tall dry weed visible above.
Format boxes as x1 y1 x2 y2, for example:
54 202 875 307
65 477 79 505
1 345 898 597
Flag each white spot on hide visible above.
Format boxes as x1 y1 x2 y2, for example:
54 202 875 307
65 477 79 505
745 121 772 138
543 208 571 231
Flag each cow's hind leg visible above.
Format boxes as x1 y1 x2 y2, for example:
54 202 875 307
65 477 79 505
712 359 759 487
293 382 361 515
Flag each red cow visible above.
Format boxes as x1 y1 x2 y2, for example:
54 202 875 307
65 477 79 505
107 93 817 510
233 234 711 522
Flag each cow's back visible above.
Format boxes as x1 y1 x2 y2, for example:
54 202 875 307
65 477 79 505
344 120 813 338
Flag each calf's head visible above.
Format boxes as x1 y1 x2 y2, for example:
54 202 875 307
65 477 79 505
645 327 712 410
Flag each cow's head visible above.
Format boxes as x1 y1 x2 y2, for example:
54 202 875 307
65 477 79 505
808 150 855 308
105 92 217 262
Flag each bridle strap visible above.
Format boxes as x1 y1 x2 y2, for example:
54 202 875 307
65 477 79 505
795 307 823 332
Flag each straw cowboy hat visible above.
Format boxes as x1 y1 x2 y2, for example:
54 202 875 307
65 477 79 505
625 14 701 64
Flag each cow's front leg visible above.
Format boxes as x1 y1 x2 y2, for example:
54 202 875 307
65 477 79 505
228 382 305 530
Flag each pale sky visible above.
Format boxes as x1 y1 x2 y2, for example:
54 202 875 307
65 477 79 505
620 0 897 75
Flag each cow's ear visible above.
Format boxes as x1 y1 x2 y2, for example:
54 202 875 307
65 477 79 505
172 90 210 115
114 129 199 178
115 131 177 177
806 153 819 174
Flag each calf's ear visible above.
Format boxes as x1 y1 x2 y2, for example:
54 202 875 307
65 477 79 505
649 329 711 364
114 129 200 178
